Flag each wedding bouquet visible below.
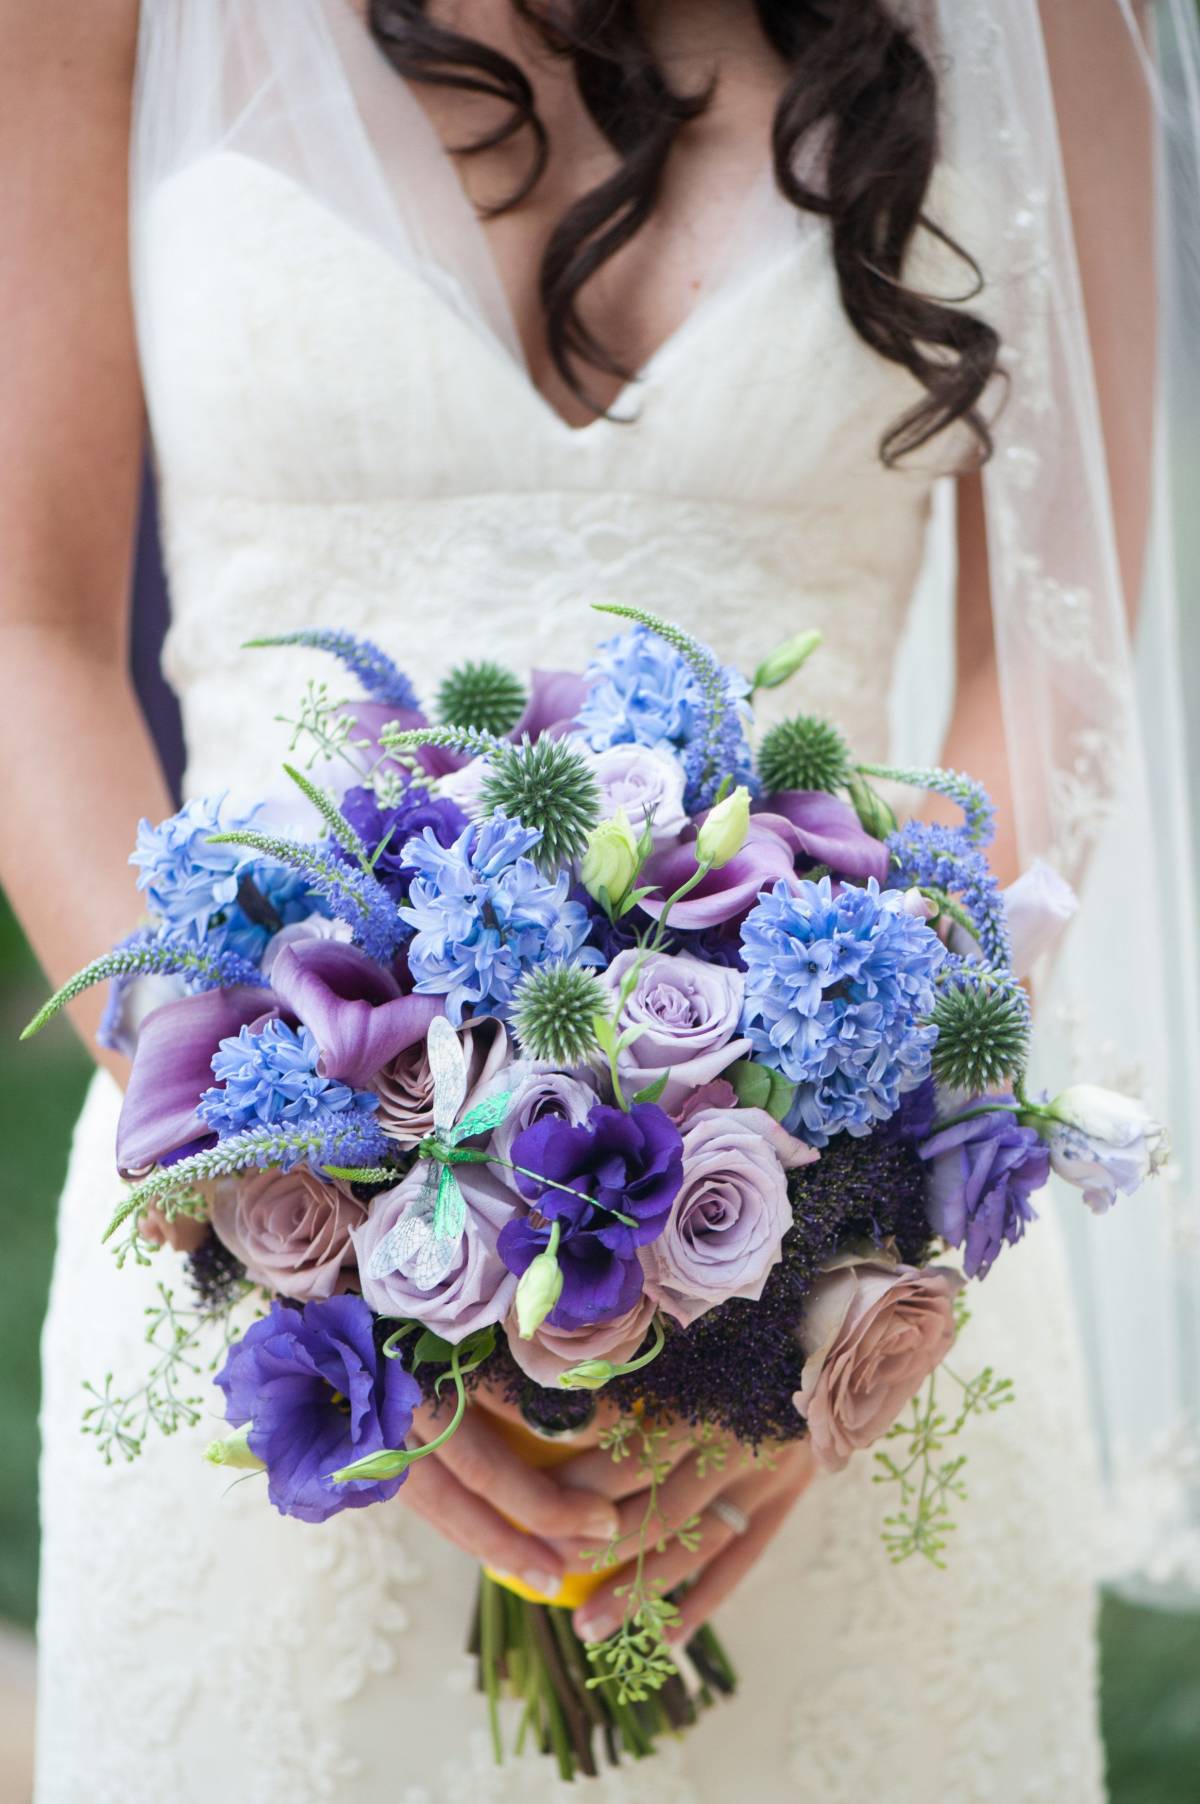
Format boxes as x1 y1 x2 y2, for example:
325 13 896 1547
27 605 1167 1780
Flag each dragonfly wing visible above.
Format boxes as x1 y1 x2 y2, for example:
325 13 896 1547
432 1165 467 1245
427 1014 468 1142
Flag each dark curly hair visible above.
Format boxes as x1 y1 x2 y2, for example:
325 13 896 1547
367 0 999 464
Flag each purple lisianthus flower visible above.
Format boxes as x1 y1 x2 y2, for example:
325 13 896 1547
214 1294 421 1524
761 791 891 885
337 782 467 902
498 1103 683 1329
918 1100 1049 1277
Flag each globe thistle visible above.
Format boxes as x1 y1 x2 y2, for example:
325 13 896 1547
479 736 601 871
929 976 1032 1094
511 963 604 1064
437 660 526 736
757 714 852 796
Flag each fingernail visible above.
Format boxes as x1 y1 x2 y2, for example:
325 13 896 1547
523 1570 563 1598
577 1610 616 1641
584 1506 620 1540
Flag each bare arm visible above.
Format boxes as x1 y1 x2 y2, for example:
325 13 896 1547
0 1 173 1073
939 2 1156 884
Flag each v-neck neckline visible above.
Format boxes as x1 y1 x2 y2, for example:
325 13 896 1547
326 0 791 438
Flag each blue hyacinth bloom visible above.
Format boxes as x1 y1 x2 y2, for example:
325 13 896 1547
131 795 322 967
400 814 600 1024
739 876 946 1145
576 626 756 810
198 1018 380 1139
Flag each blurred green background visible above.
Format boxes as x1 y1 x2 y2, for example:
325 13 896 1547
1 894 1197 1795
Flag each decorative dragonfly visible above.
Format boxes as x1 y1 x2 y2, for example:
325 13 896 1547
365 1016 514 1292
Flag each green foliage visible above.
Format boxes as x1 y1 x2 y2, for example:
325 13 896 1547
930 973 1032 1092
873 1348 1014 1566
757 713 852 795
479 736 601 871
511 963 603 1064
437 660 526 736
282 763 374 871
81 1281 250 1465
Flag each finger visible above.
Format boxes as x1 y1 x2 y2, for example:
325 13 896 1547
570 1459 802 1642
556 1427 695 1503
398 1451 568 1596
556 1435 746 1567
666 1481 808 1643
140 1207 208 1253
411 1402 620 1544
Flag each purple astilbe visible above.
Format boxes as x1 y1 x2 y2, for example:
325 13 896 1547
245 629 420 711
886 820 1012 970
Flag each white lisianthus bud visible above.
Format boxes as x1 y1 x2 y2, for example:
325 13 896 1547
752 629 824 691
1041 1083 1169 1213
695 785 751 870
580 808 639 910
515 1244 564 1340
204 1423 266 1471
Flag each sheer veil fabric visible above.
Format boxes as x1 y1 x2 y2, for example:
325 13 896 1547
126 0 1198 1602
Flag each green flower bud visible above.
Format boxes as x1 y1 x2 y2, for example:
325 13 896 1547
695 784 751 870
558 1359 617 1392
204 1423 265 1471
580 809 639 909
752 628 824 691
847 772 897 840
515 1246 564 1340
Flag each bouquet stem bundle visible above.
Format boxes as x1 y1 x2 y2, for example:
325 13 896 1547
470 1574 735 1781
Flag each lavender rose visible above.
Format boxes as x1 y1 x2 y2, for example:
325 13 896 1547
372 1016 512 1149
640 1107 817 1326
919 1100 1049 1277
210 1168 366 1301
352 1161 520 1340
578 741 688 846
504 1292 657 1388
794 1258 964 1472
597 949 750 1111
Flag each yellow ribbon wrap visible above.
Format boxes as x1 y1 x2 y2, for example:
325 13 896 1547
482 1413 610 1611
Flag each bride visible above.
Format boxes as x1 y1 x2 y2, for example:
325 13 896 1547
4 2 1190 1800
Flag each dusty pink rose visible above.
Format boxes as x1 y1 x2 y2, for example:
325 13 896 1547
794 1258 964 1471
209 1169 366 1301
640 1107 817 1326
504 1292 657 1389
371 1016 511 1148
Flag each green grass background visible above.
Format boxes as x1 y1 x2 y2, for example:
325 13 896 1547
1 891 1196 1795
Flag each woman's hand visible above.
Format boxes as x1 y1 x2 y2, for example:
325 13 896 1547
558 1426 814 1645
396 1397 622 1597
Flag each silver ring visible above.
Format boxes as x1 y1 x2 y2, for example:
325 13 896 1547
710 1497 750 1537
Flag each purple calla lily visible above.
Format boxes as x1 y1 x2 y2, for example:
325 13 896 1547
762 790 890 884
637 815 802 930
116 985 276 1177
269 940 443 1088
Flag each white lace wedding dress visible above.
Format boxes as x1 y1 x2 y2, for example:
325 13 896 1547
35 4 1107 1800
